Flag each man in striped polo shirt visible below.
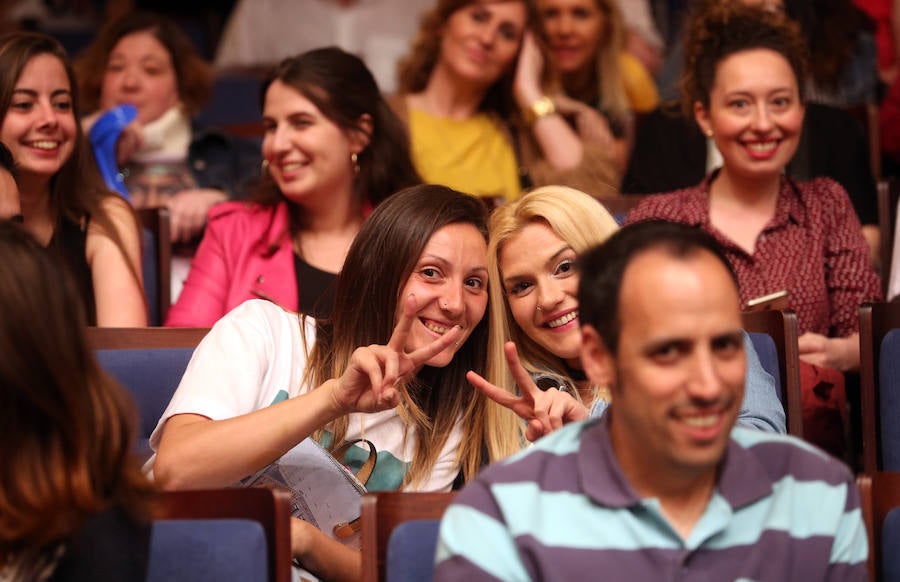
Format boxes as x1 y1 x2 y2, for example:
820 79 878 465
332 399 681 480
435 221 868 581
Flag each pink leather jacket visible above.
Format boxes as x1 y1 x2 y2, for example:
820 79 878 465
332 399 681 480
165 201 297 327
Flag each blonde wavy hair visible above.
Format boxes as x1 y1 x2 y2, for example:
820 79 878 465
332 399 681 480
484 185 619 455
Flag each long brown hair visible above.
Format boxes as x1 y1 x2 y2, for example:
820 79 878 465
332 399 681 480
305 184 491 485
574 0 630 127
0 222 152 566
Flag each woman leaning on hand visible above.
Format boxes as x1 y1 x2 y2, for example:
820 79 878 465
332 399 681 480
393 0 620 207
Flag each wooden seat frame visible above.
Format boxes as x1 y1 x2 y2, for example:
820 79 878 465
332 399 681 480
741 308 803 437
360 491 455 582
153 488 292 582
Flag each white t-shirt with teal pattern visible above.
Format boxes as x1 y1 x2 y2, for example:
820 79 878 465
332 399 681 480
148 299 462 492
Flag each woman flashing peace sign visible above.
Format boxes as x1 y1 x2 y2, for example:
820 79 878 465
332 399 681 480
150 185 495 581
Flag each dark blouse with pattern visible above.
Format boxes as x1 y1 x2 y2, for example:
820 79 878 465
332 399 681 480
625 174 882 337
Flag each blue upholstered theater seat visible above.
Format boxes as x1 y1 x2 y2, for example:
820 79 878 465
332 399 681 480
194 74 263 129
880 330 900 471
385 519 442 582
95 347 195 460
883 506 900 581
147 519 268 582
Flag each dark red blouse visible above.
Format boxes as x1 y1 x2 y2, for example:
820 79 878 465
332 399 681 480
625 174 883 337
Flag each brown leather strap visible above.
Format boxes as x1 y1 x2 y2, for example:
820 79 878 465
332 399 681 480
332 438 377 484
333 517 362 539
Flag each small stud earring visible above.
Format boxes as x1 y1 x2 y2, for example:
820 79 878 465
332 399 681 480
351 152 360 175
704 129 714 138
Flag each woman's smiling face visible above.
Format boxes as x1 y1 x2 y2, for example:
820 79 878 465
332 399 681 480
500 221 582 366
694 48 804 183
1 53 77 185
100 30 180 125
436 1 528 91
398 222 489 368
538 0 605 75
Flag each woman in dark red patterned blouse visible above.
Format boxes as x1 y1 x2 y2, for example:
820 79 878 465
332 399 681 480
626 2 881 373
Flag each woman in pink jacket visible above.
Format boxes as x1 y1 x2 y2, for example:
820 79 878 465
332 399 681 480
165 47 420 326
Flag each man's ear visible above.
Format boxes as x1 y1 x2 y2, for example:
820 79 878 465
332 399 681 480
580 325 615 388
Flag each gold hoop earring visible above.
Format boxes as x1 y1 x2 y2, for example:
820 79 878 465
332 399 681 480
351 153 360 175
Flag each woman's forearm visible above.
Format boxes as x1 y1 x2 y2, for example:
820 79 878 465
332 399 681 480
529 114 585 170
292 519 361 582
153 380 342 489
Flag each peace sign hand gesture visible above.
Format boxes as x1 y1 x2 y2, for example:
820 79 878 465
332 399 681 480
466 341 588 442
330 294 462 415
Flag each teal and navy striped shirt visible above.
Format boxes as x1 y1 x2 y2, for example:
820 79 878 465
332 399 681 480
436 415 867 581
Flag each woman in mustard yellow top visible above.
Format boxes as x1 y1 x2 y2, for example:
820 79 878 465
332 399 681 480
394 0 619 207
537 0 659 172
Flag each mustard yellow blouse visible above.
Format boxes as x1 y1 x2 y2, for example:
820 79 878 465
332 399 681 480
408 107 521 202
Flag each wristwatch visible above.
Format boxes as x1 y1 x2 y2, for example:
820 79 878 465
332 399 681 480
524 95 556 124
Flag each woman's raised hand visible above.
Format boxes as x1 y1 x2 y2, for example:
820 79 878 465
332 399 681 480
331 294 462 414
115 120 144 165
467 341 588 442
513 31 545 110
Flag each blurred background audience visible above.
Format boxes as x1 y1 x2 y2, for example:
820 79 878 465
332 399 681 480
165 47 420 327
393 0 619 208
538 0 659 173
0 0 895 335
0 31 146 326
215 0 433 94
75 12 261 302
